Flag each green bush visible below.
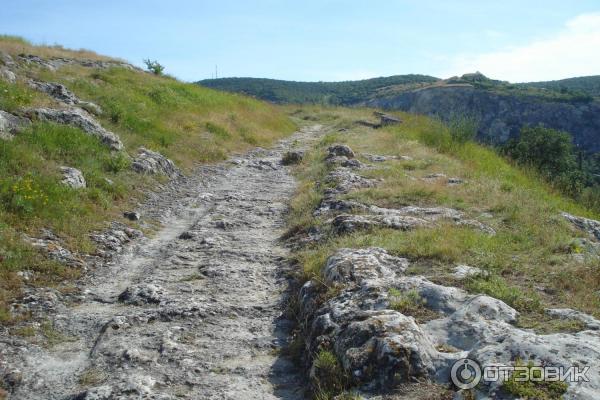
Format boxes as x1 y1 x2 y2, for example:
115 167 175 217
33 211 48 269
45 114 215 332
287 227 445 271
143 59 165 75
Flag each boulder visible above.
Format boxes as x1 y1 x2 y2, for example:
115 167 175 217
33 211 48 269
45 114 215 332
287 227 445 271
327 144 355 158
123 211 140 221
131 147 180 178
0 110 29 139
60 167 86 189
118 283 165 305
23 108 122 150
562 212 600 240
0 51 15 66
0 67 16 83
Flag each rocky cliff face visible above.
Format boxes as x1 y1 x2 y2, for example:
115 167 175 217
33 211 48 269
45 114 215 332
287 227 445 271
366 86 600 152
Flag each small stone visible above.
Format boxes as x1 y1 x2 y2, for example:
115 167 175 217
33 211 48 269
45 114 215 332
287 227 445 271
451 265 485 280
131 147 180 178
123 211 140 221
60 166 86 189
178 231 194 240
327 144 355 158
0 67 16 83
0 110 29 139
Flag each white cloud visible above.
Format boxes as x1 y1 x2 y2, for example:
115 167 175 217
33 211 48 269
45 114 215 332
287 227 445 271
442 13 600 82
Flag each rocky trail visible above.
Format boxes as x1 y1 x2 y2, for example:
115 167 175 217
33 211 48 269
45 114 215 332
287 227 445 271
0 125 324 400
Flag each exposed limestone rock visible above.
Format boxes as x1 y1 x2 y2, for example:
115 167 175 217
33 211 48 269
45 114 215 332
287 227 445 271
27 80 102 115
0 110 29 139
362 153 412 162
562 212 600 240
341 159 365 169
451 264 485 280
325 167 378 194
0 51 16 66
118 283 166 305
324 248 409 285
0 67 16 83
300 247 600 398
60 166 86 189
90 222 143 256
23 107 122 150
329 204 495 235
131 147 180 178
24 229 84 268
18 54 139 72
328 144 355 158
546 308 600 331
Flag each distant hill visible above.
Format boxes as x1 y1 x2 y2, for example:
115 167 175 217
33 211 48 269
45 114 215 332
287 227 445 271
196 75 439 105
519 75 600 98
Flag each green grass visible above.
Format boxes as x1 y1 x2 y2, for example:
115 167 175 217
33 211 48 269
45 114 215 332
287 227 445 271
285 106 600 326
502 360 568 400
0 38 296 323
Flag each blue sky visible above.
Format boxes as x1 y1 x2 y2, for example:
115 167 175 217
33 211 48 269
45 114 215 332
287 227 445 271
3 0 600 82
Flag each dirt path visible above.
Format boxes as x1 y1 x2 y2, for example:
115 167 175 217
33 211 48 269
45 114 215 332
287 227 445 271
5 125 323 400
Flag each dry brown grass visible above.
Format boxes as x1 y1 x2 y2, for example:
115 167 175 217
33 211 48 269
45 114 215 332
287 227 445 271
0 35 120 62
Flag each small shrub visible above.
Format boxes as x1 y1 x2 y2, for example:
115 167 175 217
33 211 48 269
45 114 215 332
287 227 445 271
502 359 568 399
104 152 131 173
143 59 165 75
448 114 479 144
2 176 49 215
312 350 348 398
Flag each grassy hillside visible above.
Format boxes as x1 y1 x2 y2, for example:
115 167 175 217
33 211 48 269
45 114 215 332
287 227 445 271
0 36 295 322
197 75 439 105
198 72 600 105
286 107 600 330
521 75 600 99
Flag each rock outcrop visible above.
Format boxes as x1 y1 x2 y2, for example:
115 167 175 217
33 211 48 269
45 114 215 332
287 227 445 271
27 80 102 114
23 107 123 150
0 110 29 139
299 247 600 398
60 166 86 189
366 85 600 152
131 147 180 178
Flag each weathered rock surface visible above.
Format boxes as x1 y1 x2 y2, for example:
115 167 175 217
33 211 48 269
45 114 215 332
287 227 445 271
0 124 324 400
546 308 600 331
23 107 122 150
299 247 600 398
18 54 140 72
24 229 84 268
60 166 86 189
0 110 29 139
362 153 412 162
131 147 180 178
366 85 600 153
562 211 600 240
328 144 355 158
27 80 102 114
0 67 16 83
325 201 495 235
